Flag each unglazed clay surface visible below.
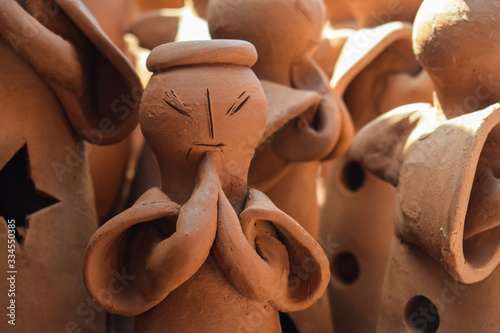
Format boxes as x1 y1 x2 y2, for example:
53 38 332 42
0 0 141 332
207 1 354 331
320 1 434 331
349 0 500 331
84 40 330 333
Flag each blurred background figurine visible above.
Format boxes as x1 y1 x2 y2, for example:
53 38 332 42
207 0 355 332
318 0 435 331
350 0 500 331
0 0 141 332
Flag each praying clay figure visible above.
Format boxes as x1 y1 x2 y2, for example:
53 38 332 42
318 1 436 331
207 1 354 331
0 0 141 332
84 40 330 333
349 0 500 331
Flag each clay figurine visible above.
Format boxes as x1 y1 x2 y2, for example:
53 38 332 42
317 1 437 331
84 40 330 333
350 0 500 331
207 1 354 331
0 0 141 332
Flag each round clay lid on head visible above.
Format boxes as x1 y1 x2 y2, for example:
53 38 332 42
146 39 258 73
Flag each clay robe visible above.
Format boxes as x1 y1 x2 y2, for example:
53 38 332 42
350 0 500 331
84 40 330 333
207 1 354 332
0 0 141 332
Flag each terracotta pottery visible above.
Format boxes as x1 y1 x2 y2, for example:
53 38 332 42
349 0 500 331
319 2 436 332
84 40 330 333
207 1 354 331
0 0 141 332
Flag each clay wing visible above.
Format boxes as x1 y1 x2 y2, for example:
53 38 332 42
53 0 142 144
84 175 219 316
331 21 414 95
394 104 500 284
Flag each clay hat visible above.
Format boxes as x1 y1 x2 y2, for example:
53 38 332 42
54 0 142 144
146 39 258 73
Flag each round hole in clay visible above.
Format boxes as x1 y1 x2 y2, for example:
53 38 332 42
332 252 360 284
404 295 440 333
342 161 365 192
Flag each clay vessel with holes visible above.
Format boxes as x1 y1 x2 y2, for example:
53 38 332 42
318 1 436 331
83 40 330 333
0 1 141 332
349 0 500 331
207 1 354 332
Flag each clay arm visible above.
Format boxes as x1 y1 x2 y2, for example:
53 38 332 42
0 0 82 94
213 188 330 312
84 155 219 316
349 103 430 186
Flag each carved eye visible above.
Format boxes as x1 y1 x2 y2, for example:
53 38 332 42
226 91 251 116
163 90 191 117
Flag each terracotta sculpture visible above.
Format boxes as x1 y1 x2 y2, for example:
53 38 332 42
316 1 438 332
0 0 141 332
84 40 330 333
207 1 354 331
350 0 500 331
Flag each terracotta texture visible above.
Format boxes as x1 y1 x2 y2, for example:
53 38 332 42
319 2 436 332
207 1 354 331
84 40 330 333
0 0 141 332
323 0 356 28
349 0 500 331
344 0 422 27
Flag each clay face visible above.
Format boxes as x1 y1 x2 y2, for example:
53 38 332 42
140 66 266 179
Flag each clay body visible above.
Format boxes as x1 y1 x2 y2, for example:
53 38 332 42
0 0 140 332
349 0 500 331
84 40 330 333
319 1 436 332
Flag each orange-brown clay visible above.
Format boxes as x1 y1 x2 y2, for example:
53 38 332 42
207 1 355 331
349 0 500 331
0 0 141 332
84 40 330 333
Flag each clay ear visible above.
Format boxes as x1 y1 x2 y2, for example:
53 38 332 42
53 0 142 145
349 103 430 186
213 189 330 312
394 104 500 284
